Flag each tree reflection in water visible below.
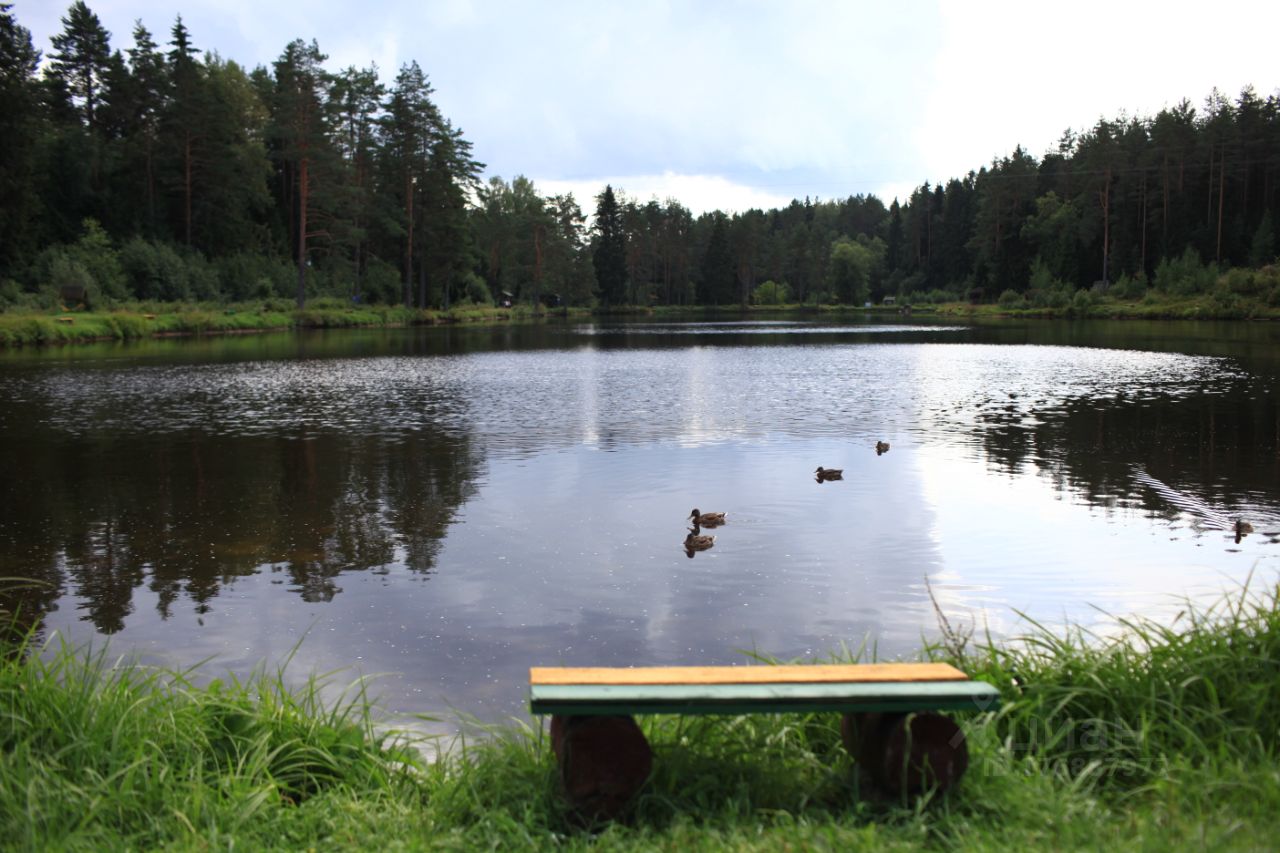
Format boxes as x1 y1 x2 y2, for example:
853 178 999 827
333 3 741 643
0 427 478 636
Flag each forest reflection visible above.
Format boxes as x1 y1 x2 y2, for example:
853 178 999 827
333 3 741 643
976 383 1279 519
1 428 479 635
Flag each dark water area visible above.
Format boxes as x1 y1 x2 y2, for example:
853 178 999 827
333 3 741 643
2 317 1279 733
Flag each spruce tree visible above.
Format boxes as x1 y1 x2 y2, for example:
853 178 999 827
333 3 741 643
270 39 333 308
48 0 111 131
0 2 41 275
592 185 626 305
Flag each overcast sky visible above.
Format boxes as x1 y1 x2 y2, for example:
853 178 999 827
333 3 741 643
19 0 1280 214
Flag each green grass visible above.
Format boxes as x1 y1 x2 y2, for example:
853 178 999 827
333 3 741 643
0 301 600 347
935 291 1280 321
4 578 1280 849
3 288 1276 349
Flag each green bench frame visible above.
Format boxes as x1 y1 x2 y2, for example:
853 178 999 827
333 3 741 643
531 664 1000 716
530 663 1000 816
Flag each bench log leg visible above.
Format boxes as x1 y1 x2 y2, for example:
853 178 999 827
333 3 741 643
841 711 968 794
550 714 652 820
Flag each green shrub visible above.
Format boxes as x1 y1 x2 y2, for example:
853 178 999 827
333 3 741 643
0 278 22 308
118 238 160 299
119 238 195 301
462 271 492 305
1249 211 1276 267
1070 288 1094 314
907 288 955 305
184 252 221 301
752 280 790 306
359 258 401 305
1154 247 1217 296
216 252 294 301
307 296 350 311
1220 267 1265 296
74 219 127 303
997 288 1025 308
1109 272 1146 299
47 252 97 308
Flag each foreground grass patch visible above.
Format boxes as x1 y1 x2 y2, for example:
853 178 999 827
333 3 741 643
4 578 1279 849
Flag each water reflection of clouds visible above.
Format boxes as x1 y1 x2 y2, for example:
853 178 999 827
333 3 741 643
575 323 970 336
914 443 1275 638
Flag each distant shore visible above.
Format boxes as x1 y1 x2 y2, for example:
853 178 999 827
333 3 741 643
2 293 1277 348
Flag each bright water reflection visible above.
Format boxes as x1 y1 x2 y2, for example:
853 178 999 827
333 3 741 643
2 318 1278 729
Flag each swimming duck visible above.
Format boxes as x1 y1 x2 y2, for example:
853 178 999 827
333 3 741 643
814 466 844 481
684 527 716 551
875 441 890 455
1235 519 1254 543
689 508 726 527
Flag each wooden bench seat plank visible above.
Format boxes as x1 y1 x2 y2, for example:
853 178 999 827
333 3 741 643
530 680 1000 716
530 663 969 686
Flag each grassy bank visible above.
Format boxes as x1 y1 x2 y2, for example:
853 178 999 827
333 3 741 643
2 288 1278 348
935 291 1280 321
5 578 1278 850
0 300 594 347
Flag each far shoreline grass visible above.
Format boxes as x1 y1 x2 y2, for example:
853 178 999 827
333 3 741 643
2 290 1278 348
4 576 1279 849
0 292 1274 345
0 299 595 348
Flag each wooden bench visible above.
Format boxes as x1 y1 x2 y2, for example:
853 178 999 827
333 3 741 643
531 663 1000 818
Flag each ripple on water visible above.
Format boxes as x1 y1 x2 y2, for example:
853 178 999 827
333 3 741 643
18 344 1246 462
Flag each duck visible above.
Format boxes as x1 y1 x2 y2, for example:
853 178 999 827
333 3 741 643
814 466 844 481
875 441 890 455
1235 519 1254 543
684 526 716 551
689 508 726 527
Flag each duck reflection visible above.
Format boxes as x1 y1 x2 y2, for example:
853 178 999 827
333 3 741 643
683 523 716 558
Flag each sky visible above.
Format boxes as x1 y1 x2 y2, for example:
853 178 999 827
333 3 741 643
18 0 1280 214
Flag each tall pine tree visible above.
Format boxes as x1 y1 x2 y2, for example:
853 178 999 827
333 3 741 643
0 2 42 275
271 39 333 308
592 185 626 306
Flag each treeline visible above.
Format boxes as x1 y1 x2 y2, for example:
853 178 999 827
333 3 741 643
2 2 1279 312
1 1 486 309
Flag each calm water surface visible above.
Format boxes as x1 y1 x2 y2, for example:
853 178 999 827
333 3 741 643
2 318 1279 732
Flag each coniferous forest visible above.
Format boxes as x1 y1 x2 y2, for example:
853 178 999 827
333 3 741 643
2 2 1279 314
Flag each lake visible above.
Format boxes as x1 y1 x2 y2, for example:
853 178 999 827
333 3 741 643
2 317 1278 734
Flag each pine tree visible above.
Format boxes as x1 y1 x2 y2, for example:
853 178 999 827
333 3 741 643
161 15 201 247
699 213 733 305
330 65 384 299
271 39 333 308
592 185 626 305
381 61 440 307
119 21 167 236
47 1 111 131
0 2 42 275
419 120 481 308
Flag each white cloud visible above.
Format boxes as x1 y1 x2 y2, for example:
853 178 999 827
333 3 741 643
535 172 798 217
919 0 1280 183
